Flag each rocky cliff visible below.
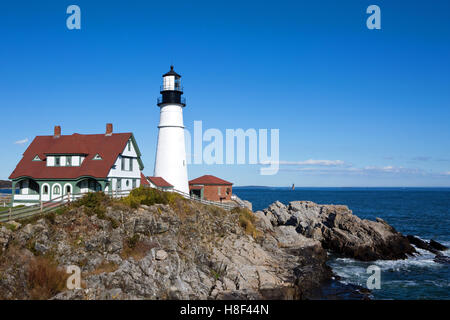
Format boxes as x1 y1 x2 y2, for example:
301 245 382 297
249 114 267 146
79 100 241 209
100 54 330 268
0 190 427 300
258 200 416 261
0 191 332 300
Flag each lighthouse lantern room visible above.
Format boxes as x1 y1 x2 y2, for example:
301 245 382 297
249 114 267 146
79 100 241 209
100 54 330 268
154 66 189 194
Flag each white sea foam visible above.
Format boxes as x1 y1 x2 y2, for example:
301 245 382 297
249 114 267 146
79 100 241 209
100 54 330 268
328 245 447 289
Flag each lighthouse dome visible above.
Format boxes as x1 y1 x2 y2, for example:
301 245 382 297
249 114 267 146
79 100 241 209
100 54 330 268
163 65 181 78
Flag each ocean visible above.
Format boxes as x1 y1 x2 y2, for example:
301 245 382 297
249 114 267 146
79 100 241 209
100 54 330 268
233 187 450 300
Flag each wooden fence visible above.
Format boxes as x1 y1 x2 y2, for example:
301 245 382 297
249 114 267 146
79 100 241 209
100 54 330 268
171 189 242 210
0 190 132 223
0 188 244 224
0 194 12 208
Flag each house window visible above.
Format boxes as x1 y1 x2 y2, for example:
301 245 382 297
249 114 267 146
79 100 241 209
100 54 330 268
121 157 125 171
53 185 61 195
127 141 131 151
43 185 49 195
129 159 133 171
66 157 72 166
126 180 130 187
55 157 61 166
132 179 136 189
117 179 121 190
93 154 102 160
218 187 222 195
65 185 71 194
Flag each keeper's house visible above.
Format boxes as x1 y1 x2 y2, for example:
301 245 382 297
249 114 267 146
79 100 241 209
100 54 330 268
8 124 144 206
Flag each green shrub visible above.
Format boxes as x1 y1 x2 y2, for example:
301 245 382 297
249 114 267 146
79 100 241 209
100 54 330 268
108 217 120 229
5 223 18 231
73 192 108 217
120 187 183 209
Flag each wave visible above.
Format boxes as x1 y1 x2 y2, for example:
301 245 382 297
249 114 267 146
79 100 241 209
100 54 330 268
328 244 448 292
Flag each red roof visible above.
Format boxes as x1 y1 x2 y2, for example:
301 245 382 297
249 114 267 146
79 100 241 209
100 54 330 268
146 176 173 188
189 175 232 185
140 172 150 186
9 133 133 180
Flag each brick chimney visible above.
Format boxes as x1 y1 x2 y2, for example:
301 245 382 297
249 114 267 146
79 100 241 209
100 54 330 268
106 123 113 136
54 125 61 138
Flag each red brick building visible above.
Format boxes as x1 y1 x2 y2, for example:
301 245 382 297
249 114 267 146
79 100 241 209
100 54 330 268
189 175 233 202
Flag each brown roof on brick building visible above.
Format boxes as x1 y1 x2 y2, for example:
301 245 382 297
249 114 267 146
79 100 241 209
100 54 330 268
189 175 232 185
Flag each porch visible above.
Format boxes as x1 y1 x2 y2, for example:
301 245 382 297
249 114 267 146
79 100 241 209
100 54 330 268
11 177 109 206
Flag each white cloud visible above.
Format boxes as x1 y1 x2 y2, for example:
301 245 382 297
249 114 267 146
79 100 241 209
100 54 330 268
14 138 29 145
362 166 425 175
261 159 348 167
280 165 427 176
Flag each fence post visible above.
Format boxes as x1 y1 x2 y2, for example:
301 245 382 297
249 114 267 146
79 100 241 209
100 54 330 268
68 192 71 203
9 208 11 221
40 201 43 213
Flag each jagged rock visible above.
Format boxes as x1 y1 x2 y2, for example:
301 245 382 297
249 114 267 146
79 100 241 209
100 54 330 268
0 226 12 252
253 211 273 231
271 200 415 261
22 224 33 235
156 250 168 261
430 239 448 251
34 241 50 254
406 235 439 254
232 195 253 211
0 195 371 300
264 201 291 225
105 230 123 253
434 254 450 265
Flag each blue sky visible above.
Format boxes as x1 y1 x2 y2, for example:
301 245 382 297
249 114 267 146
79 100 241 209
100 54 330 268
1 0 450 186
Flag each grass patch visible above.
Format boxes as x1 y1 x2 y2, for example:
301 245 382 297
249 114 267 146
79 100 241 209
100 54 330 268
4 223 19 231
90 260 119 275
233 207 263 240
121 236 156 261
27 256 68 300
210 262 227 281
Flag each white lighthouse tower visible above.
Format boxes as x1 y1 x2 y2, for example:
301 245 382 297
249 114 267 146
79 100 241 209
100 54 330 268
154 66 189 194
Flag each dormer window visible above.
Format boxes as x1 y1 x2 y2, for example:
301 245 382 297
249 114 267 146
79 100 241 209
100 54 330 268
66 157 72 166
127 140 131 151
33 155 41 161
55 156 61 166
92 154 102 160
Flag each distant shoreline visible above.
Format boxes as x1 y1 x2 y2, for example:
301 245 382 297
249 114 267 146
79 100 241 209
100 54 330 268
233 185 450 189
